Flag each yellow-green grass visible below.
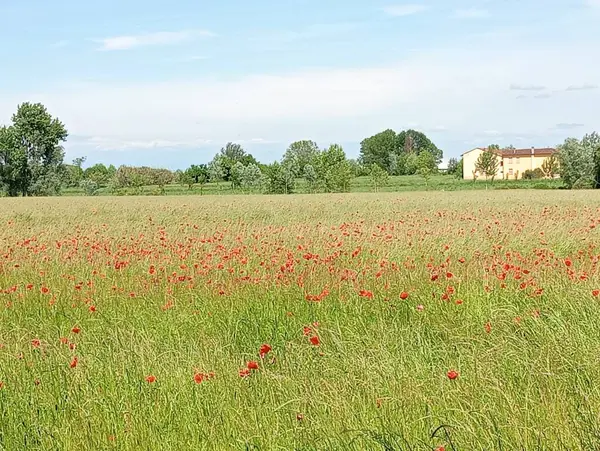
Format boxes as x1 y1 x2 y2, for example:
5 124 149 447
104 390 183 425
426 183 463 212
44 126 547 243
1 191 600 450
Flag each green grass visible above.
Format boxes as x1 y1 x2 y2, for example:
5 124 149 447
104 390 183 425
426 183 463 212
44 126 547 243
60 174 564 196
0 191 598 450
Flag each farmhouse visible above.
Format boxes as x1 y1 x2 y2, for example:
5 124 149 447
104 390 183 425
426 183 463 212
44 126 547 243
462 146 558 180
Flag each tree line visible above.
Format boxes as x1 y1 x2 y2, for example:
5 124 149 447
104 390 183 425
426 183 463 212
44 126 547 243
0 103 447 196
2 102 599 197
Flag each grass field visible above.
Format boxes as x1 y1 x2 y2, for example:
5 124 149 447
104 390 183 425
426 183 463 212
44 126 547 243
60 174 564 197
1 191 600 450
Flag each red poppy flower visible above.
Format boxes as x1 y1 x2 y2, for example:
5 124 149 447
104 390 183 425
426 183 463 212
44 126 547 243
259 344 272 358
145 375 156 383
309 336 320 346
31 339 41 348
71 326 81 334
89 305 96 313
399 291 409 300
41 287 49 294
239 368 251 378
592 289 600 297
447 370 459 380
484 322 492 333
247 361 259 370
194 373 205 384
70 357 78 368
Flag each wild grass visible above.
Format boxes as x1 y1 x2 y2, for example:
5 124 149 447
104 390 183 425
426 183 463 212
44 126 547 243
60 174 563 197
0 191 599 450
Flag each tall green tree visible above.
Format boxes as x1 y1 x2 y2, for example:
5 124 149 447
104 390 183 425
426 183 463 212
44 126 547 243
282 140 320 177
416 151 437 186
558 137 595 189
582 132 600 188
475 148 500 182
369 163 389 192
359 129 398 173
397 129 443 165
215 143 258 181
316 144 353 192
0 103 68 196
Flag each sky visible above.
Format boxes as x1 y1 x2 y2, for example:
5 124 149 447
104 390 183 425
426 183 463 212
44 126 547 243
0 0 599 169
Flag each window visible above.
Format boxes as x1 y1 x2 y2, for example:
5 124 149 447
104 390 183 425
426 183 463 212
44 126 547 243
508 157 513 164
509 168 513 175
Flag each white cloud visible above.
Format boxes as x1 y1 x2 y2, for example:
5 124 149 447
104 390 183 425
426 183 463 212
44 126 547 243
453 8 490 19
96 30 214 51
3 39 599 157
382 4 429 16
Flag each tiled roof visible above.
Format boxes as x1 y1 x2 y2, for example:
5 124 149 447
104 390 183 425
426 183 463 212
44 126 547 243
477 147 557 157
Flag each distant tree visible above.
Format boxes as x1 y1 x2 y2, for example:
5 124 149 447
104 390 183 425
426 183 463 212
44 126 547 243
215 143 258 181
446 158 459 176
303 164 319 192
0 103 67 196
455 157 464 179
282 140 320 177
388 153 399 175
84 163 112 186
230 161 245 190
263 161 295 194
359 129 397 172
79 179 99 196
208 157 226 190
582 132 600 188
240 163 262 193
558 137 595 189
475 148 500 182
416 151 437 186
316 144 353 192
401 152 419 175
541 154 559 179
397 129 443 165
369 163 389 192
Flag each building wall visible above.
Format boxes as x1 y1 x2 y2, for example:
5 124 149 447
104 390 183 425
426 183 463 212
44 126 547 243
462 148 503 180
463 148 556 180
502 155 550 179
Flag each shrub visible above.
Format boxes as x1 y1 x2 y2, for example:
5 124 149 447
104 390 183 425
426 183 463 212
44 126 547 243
522 168 544 180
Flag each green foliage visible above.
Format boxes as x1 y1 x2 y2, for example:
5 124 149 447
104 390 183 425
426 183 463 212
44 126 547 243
446 158 459 175
558 137 595 189
368 163 389 192
315 144 353 192
214 143 258 181
282 140 320 177
359 129 397 173
208 158 226 188
83 164 114 186
0 103 67 196
582 132 600 188
475 148 500 181
522 168 544 180
360 129 442 175
541 155 559 179
263 161 295 194
112 166 174 194
397 129 443 165
240 163 262 193
416 151 437 186
303 164 319 193
79 179 99 196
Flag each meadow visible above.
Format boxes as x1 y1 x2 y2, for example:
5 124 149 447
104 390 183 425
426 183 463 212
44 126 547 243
1 191 600 450
61 174 563 197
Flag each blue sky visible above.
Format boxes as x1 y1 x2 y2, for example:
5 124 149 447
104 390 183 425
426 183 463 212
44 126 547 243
1 0 599 169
